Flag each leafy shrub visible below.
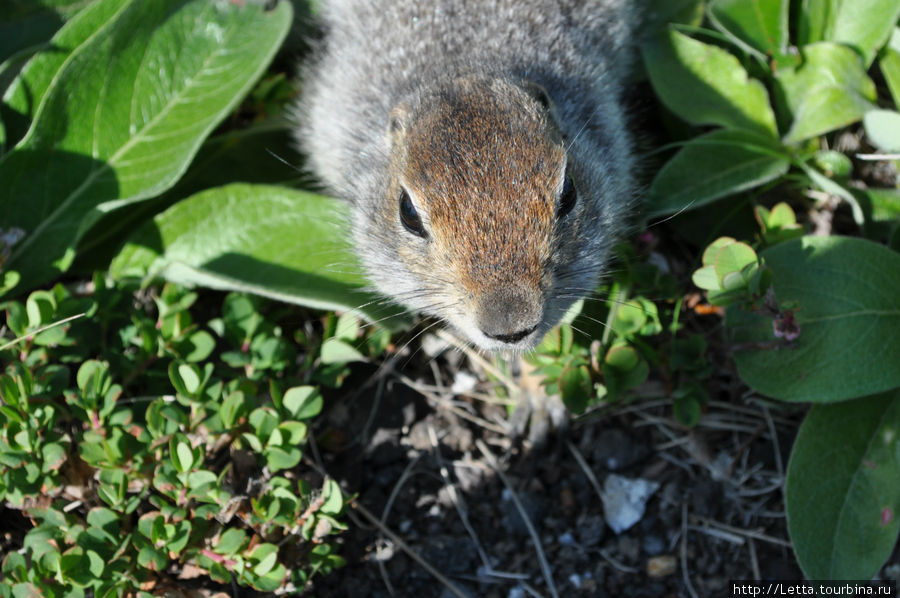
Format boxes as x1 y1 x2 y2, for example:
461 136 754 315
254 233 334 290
0 1 370 592
642 0 900 581
0 0 379 321
0 278 358 595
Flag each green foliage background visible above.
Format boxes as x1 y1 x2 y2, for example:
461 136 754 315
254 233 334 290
0 0 899 592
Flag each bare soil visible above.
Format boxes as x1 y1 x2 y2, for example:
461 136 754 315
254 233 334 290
306 331 823 598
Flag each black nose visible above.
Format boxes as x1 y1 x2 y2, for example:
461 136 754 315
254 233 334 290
483 324 539 344
475 285 542 344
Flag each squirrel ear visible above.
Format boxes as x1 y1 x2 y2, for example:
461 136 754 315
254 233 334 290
522 80 552 112
388 104 409 135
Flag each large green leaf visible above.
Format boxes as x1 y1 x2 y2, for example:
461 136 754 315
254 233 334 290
0 1 89 64
641 28 779 137
799 0 900 67
880 28 900 109
797 0 838 46
2 0 127 145
708 0 788 58
864 110 900 151
785 391 900 579
110 184 404 327
727 236 900 402
776 42 877 143
0 0 293 294
646 129 790 216
74 119 308 268
641 0 706 37
0 8 62 67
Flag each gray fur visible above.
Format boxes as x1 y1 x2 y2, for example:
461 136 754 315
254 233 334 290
298 0 637 350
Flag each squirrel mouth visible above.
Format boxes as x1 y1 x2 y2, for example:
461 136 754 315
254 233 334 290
482 323 539 345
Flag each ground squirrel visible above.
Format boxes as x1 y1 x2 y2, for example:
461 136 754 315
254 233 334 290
300 0 637 351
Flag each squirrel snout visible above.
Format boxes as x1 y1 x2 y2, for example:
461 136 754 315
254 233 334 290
474 286 543 345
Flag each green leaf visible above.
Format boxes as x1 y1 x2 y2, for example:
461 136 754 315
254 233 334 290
253 547 278 576
282 386 323 420
756 202 804 245
180 330 216 363
221 293 263 342
802 164 865 226
727 236 900 401
320 479 344 515
785 391 900 579
0 0 294 292
880 29 900 109
249 408 279 440
41 441 67 473
220 390 249 429
333 313 361 341
187 470 217 490
176 364 201 396
214 528 247 556
799 0 900 67
603 345 650 397
556 361 592 413
168 520 191 555
265 446 302 472
111 184 402 327
673 393 702 427
170 435 195 474
76 119 309 260
702 237 738 265
712 242 757 283
758 203 792 228
137 545 166 571
86 507 118 536
776 42 877 143
75 359 105 394
812 150 853 179
0 271 19 296
25 290 55 327
10 583 41 598
0 5 63 66
610 300 648 337
276 421 307 445
646 129 790 216
641 28 778 137
137 512 162 540
3 0 125 142
251 563 288 592
798 0 839 46
605 344 640 371
708 0 788 57
692 265 720 291
97 468 125 507
863 109 900 152
320 338 366 365
241 432 263 453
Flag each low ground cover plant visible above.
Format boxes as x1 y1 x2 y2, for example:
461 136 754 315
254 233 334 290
0 279 358 595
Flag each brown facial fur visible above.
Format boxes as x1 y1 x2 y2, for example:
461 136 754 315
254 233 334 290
392 78 566 313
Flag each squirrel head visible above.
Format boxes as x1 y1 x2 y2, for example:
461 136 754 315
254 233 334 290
359 76 601 351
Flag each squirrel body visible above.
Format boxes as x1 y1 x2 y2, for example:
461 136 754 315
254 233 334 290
301 0 637 350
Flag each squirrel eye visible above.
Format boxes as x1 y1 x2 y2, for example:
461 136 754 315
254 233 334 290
399 188 427 238
557 174 578 219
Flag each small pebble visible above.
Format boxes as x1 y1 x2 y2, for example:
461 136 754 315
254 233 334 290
647 555 677 578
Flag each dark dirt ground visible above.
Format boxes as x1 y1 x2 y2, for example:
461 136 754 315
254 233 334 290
303 315 900 598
